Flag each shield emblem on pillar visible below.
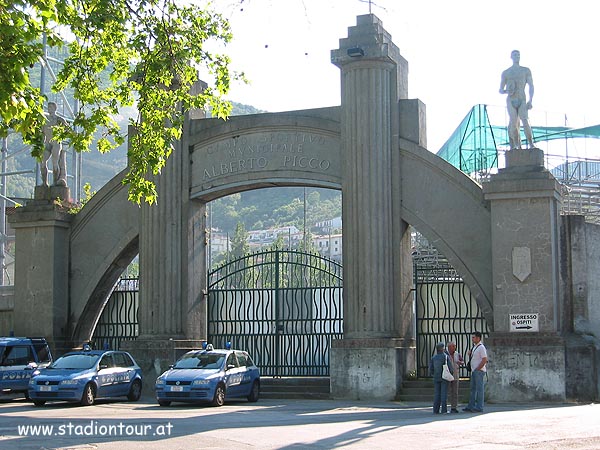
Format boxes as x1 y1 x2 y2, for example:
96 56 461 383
512 247 531 282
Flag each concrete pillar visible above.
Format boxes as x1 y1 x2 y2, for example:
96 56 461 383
9 202 74 354
329 14 414 400
483 148 566 401
121 117 207 392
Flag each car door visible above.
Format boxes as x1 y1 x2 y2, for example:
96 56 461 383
234 351 252 396
223 353 243 397
96 354 116 397
0 345 35 392
111 352 134 396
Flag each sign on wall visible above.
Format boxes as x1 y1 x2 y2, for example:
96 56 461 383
509 313 539 332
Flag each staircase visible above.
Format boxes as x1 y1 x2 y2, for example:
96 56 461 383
260 377 330 400
397 378 471 403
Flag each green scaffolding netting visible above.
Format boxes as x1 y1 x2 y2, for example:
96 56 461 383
436 104 600 174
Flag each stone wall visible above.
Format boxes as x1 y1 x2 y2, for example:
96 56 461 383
0 285 13 335
585 221 600 400
586 222 600 337
559 215 599 401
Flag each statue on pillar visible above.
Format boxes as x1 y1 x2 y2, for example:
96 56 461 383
499 50 535 149
41 102 68 187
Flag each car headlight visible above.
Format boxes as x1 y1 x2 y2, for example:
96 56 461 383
60 379 80 385
29 378 36 385
155 377 166 385
192 379 210 385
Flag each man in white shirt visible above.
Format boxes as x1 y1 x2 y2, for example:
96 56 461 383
463 331 488 412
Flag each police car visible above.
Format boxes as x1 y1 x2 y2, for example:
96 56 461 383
155 344 260 407
0 337 52 397
28 346 142 406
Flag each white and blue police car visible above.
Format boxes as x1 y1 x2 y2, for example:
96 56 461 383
28 346 143 406
0 337 52 397
155 343 260 407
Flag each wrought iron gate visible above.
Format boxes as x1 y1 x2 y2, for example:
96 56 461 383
415 260 489 378
207 250 343 377
91 278 139 350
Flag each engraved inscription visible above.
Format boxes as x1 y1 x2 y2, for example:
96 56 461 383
198 131 332 181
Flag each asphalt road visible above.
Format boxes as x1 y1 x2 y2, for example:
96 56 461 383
0 394 598 449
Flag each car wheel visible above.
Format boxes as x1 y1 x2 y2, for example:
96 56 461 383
80 383 96 406
158 400 171 407
127 380 142 402
211 384 225 407
247 381 260 403
33 400 46 407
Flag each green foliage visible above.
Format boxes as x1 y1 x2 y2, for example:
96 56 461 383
230 221 249 260
0 0 242 204
68 182 96 214
210 187 341 235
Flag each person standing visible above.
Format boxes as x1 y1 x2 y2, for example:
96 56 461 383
499 49 535 150
429 342 453 414
446 341 464 413
464 331 488 413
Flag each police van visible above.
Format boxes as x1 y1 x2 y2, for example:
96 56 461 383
0 337 52 396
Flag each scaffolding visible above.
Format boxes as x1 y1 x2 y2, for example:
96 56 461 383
1 37 82 285
437 104 600 224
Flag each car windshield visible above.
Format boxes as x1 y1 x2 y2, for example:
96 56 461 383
49 354 100 370
174 352 225 370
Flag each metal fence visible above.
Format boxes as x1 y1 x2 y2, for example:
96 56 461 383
207 250 343 377
91 278 139 351
415 261 489 378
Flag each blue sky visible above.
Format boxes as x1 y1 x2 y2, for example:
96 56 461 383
204 0 600 159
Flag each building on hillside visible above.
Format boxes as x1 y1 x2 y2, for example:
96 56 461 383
210 229 231 255
315 216 342 233
248 225 301 249
313 233 343 261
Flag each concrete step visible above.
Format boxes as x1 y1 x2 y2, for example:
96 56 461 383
398 378 470 403
260 377 330 400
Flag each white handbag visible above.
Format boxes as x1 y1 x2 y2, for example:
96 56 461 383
442 354 454 382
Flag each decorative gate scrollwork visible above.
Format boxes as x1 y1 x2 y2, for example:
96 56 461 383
415 260 489 378
207 250 343 377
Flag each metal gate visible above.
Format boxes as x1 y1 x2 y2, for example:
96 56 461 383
91 278 139 350
207 250 343 377
415 260 489 378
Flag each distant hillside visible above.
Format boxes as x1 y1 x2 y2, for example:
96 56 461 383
209 187 341 235
4 101 266 198
5 96 342 232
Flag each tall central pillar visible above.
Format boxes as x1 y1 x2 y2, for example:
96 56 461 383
330 14 414 400
121 117 207 393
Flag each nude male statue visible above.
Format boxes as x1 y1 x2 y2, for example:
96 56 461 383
499 50 535 149
41 102 68 186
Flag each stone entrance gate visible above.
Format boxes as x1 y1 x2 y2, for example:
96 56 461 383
8 14 599 402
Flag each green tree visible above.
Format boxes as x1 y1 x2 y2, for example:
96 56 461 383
0 0 242 204
230 221 249 260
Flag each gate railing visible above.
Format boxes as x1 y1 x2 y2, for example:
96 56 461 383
91 278 139 351
207 250 343 377
415 261 489 378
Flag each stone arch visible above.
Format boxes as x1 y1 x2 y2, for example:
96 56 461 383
69 170 140 344
397 138 493 325
188 107 342 201
66 108 494 344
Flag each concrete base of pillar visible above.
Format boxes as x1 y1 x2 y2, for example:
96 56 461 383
486 333 566 402
120 338 205 396
330 338 415 400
